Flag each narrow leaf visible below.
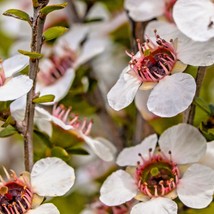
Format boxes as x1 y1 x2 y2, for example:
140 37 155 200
0 125 17 137
51 146 70 160
40 3 68 16
18 49 43 59
66 147 89 155
43 26 68 41
34 129 53 148
193 97 211 115
3 9 31 22
33 94 55 104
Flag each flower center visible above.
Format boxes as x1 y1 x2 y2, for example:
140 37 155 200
164 0 177 22
135 151 180 197
0 182 32 214
127 32 177 83
38 45 76 86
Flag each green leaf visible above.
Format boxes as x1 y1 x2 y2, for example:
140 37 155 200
43 26 68 41
18 49 43 59
34 129 52 148
2 116 15 128
40 3 67 16
3 9 31 23
51 146 70 161
66 146 89 155
33 94 55 104
0 125 17 137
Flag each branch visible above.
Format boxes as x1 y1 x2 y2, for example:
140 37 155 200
183 66 207 125
23 1 48 171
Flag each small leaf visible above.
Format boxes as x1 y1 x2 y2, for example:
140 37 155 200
51 146 70 161
2 116 15 128
66 146 89 155
34 129 52 148
3 9 31 23
43 26 68 41
18 50 43 59
0 125 17 137
33 94 55 103
40 3 67 16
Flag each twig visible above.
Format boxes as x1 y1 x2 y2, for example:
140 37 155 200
183 66 207 125
23 0 48 172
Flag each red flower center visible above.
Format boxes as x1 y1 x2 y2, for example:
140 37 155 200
135 151 180 197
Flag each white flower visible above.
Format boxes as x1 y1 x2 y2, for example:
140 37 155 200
125 0 176 22
37 23 106 104
173 0 214 42
107 32 196 117
0 54 32 101
0 157 75 214
10 99 117 162
100 124 214 213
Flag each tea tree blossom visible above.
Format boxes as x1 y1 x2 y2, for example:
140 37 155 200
37 24 106 104
125 0 176 22
100 124 214 213
107 31 196 117
0 54 32 101
0 157 75 214
10 99 117 162
173 0 214 42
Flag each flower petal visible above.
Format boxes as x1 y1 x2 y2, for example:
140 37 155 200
199 141 214 170
159 124 207 164
147 73 196 117
173 0 214 42
100 170 137 206
37 68 75 104
131 198 177 214
31 157 75 197
125 0 165 22
3 54 29 78
74 38 106 68
116 134 157 166
0 75 32 101
135 90 156 120
107 67 141 111
177 164 214 209
83 135 116 162
27 203 60 214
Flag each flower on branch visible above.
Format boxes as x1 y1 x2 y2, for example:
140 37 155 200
0 157 75 214
99 124 214 213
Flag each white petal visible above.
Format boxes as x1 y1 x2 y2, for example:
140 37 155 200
173 0 214 42
116 134 157 166
177 164 214 209
10 96 26 122
31 157 75 197
58 24 89 51
0 75 33 101
100 170 137 206
74 38 106 68
130 198 177 214
200 141 214 170
147 73 196 117
135 90 157 120
107 67 141 111
83 135 116 162
51 116 73 130
27 203 60 214
37 68 75 104
125 0 165 22
3 54 29 78
36 119 53 137
159 124 207 164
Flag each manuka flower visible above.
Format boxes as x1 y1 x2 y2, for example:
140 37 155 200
37 24 106 104
100 124 214 214
0 54 32 101
125 0 177 22
173 0 214 42
10 99 117 162
107 31 196 117
0 157 75 214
